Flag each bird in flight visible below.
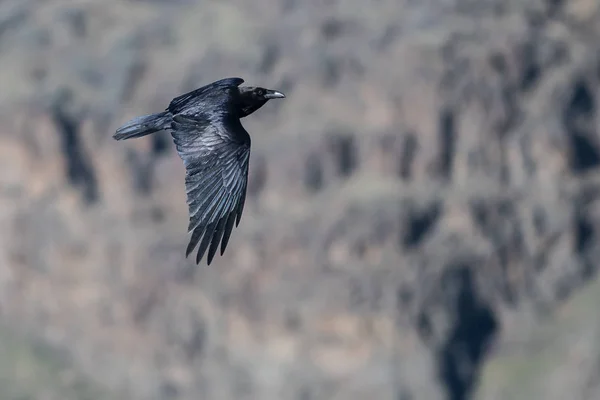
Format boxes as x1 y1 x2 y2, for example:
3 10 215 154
113 77 285 265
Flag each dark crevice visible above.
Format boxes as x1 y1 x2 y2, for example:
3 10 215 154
489 52 507 75
151 131 170 156
569 134 600 173
126 150 153 195
416 311 433 344
469 199 525 305
574 190 599 280
469 200 490 235
51 92 99 204
519 44 540 92
517 37 547 93
563 79 600 173
546 0 565 17
396 285 414 309
320 18 348 41
403 201 442 249
304 152 324 193
439 108 456 180
574 211 594 255
497 87 521 136
399 132 418 180
0 8 28 38
568 80 594 116
64 8 87 37
327 131 357 178
438 266 498 400
495 229 524 306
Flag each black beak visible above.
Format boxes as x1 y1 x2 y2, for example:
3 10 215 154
264 89 286 99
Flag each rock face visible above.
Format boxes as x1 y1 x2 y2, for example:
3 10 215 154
1 0 600 399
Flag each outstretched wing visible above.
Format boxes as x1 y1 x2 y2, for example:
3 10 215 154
170 112 250 265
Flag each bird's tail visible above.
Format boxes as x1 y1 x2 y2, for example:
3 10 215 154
113 111 172 140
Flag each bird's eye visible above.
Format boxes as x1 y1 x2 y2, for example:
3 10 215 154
256 89 264 96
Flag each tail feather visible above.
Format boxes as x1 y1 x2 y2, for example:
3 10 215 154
113 111 172 140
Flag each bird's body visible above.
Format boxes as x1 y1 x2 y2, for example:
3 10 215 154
113 77 285 265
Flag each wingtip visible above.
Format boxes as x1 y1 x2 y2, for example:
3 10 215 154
192 249 203 265
185 244 194 258
206 242 218 266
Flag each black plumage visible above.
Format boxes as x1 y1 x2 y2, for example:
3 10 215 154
113 77 285 265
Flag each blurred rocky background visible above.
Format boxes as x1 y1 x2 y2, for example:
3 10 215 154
1 0 600 399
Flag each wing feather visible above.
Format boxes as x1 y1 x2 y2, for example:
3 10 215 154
170 111 251 265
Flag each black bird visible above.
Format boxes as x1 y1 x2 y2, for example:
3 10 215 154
113 77 285 265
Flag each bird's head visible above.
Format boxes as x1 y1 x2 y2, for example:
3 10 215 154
236 86 285 118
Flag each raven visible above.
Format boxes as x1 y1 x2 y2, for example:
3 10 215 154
113 77 285 265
